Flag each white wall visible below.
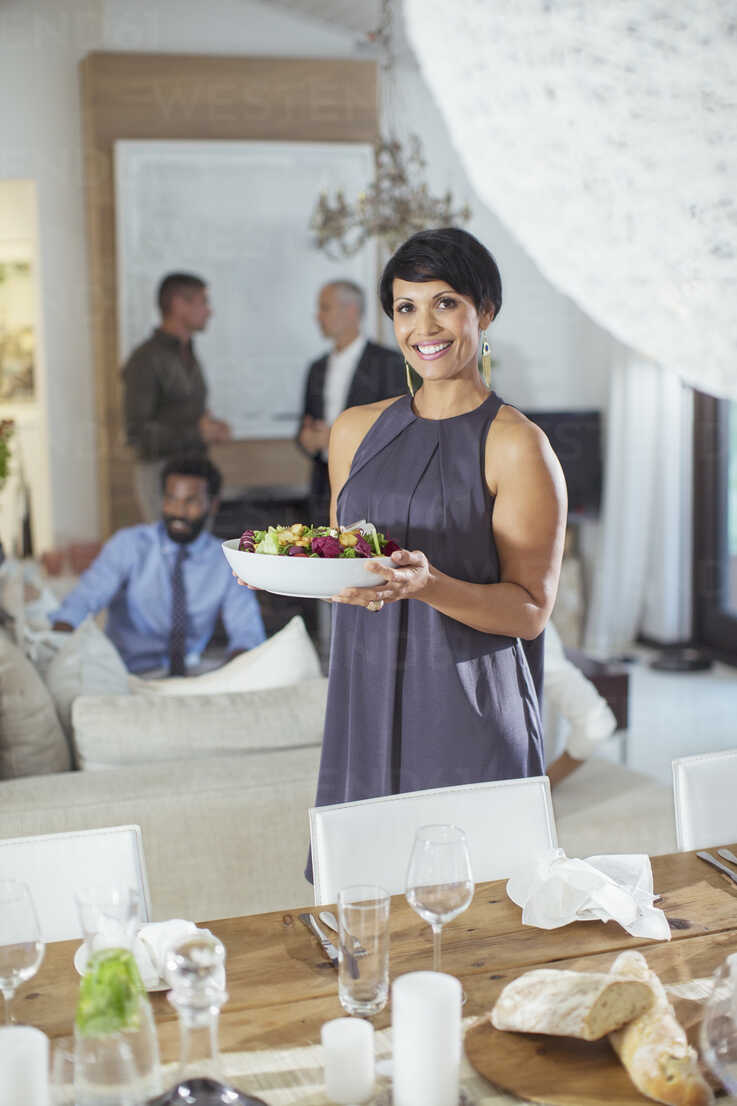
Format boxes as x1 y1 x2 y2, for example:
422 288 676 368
389 60 616 413
0 0 618 542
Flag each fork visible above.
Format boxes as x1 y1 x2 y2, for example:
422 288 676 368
319 910 367 957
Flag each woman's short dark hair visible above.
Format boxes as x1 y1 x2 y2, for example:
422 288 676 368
379 228 502 320
160 455 222 499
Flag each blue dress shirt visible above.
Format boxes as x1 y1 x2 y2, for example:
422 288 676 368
50 523 266 673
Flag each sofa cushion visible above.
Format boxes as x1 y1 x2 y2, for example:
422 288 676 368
0 633 70 778
0 748 321 920
72 676 328 770
45 620 129 743
132 615 320 696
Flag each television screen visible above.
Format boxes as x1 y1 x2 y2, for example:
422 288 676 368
523 409 603 517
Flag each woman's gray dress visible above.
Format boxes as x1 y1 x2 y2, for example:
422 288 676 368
313 391 545 816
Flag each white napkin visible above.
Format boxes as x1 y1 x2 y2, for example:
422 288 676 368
506 848 671 941
85 918 224 989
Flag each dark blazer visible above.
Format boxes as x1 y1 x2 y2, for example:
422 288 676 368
299 340 405 517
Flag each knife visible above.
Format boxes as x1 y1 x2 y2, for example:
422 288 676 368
717 847 737 867
696 851 737 886
297 912 339 967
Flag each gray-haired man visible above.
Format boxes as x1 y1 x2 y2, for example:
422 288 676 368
297 280 403 523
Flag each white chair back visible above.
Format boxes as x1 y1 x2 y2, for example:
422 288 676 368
673 750 737 850
309 776 557 905
0 825 151 942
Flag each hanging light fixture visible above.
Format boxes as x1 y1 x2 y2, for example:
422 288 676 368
310 0 472 259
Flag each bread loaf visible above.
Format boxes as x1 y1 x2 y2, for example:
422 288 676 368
490 968 653 1040
608 950 713 1106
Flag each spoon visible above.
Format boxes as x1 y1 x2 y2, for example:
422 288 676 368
318 910 340 933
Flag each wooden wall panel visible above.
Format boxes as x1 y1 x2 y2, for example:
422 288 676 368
79 52 377 533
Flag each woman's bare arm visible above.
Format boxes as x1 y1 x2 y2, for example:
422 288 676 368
418 412 567 637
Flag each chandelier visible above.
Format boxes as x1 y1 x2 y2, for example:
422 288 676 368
309 0 472 259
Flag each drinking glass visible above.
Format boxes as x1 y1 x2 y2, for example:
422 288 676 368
74 885 161 1098
700 954 737 1093
75 886 140 959
0 879 45 1023
50 1037 77 1106
405 825 474 974
336 884 390 1016
74 1032 141 1106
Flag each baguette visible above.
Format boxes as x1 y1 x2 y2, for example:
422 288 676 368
490 968 653 1041
608 950 713 1106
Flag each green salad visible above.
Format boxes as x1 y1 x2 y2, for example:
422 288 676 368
238 522 400 560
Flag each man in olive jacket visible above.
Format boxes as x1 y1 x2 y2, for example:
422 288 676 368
123 272 230 521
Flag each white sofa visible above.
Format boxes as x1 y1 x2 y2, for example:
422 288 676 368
0 677 677 922
0 574 677 920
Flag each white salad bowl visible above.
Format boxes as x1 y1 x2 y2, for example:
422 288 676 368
222 539 393 599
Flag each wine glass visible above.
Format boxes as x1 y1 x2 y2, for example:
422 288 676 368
0 879 45 1023
405 824 474 974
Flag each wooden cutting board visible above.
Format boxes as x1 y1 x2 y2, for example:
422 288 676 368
464 995 710 1106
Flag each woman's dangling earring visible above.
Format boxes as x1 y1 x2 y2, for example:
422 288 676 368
481 333 492 389
405 359 415 397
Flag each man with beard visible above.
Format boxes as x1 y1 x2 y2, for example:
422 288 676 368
50 456 265 675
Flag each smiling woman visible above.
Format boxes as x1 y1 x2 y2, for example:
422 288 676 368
307 228 567 879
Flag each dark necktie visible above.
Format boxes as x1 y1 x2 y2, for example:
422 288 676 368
169 547 188 676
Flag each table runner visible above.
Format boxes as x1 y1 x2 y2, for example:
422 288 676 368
158 1017 548 1106
160 981 715 1106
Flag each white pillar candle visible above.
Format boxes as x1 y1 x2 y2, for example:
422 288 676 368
392 972 461 1106
321 1017 375 1104
0 1026 50 1106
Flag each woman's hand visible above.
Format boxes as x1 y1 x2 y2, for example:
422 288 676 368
233 571 258 590
332 548 431 610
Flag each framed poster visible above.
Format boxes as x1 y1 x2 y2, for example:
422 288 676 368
115 140 378 439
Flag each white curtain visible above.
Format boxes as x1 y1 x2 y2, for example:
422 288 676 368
403 0 737 401
584 355 693 656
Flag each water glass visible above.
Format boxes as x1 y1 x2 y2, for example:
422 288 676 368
337 884 390 1016
75 886 140 956
75 1032 141 1106
0 879 45 1023
50 1037 77 1106
74 886 161 1098
700 953 737 1093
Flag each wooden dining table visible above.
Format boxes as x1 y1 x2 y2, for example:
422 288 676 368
21 846 737 1100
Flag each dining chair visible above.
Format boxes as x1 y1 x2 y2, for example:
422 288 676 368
673 750 737 850
0 824 152 942
309 776 557 905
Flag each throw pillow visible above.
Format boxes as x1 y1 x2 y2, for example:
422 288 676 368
133 615 321 697
45 619 130 740
0 632 70 778
72 676 329 770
